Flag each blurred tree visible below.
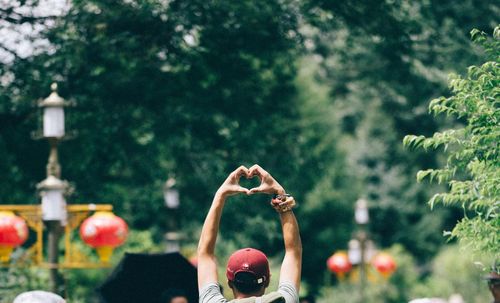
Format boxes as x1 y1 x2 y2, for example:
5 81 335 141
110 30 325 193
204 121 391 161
0 0 311 298
291 56 358 294
0 0 68 63
0 0 304 227
410 244 491 303
1 0 499 299
299 0 498 265
404 27 499 259
317 244 420 303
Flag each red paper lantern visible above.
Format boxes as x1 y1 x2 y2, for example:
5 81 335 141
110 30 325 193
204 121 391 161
327 251 352 278
80 211 128 262
372 252 396 278
0 211 29 262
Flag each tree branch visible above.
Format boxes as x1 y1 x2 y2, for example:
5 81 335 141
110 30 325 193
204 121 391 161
0 7 59 25
0 44 22 60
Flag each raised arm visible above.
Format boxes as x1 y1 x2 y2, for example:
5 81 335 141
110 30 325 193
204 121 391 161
278 205 302 291
248 165 302 291
197 166 250 289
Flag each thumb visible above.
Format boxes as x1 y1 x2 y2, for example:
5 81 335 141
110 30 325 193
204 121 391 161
249 185 265 194
237 186 250 195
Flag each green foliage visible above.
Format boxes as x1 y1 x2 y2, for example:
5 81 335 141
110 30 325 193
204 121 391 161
0 0 306 247
317 244 492 302
298 0 499 264
1 0 500 299
0 266 50 303
404 27 500 259
410 245 491 303
316 245 419 303
291 57 358 293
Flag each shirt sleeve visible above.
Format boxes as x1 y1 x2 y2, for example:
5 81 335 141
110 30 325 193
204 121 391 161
199 283 227 303
277 282 299 303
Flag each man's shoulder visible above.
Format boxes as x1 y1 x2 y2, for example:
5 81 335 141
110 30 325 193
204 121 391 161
261 291 286 303
199 283 227 303
277 282 299 303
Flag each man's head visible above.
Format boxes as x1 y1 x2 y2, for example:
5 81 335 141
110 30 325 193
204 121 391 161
226 248 270 296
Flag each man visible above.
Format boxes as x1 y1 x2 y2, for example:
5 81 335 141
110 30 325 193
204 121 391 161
198 164 302 303
485 270 500 303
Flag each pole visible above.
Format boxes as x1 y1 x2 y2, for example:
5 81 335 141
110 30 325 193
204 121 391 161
47 221 62 294
359 231 367 303
47 138 61 178
354 198 369 303
45 138 63 295
165 208 180 252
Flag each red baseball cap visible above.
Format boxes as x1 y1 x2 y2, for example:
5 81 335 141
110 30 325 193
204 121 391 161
226 248 270 285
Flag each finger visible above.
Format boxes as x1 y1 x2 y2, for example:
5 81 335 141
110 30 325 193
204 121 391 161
232 166 248 180
249 185 266 194
249 164 266 178
244 168 252 178
235 165 248 176
248 187 259 194
249 164 260 170
226 167 241 182
281 196 296 208
242 166 251 178
236 186 250 195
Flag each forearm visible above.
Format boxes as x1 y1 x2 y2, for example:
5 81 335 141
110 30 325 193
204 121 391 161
197 192 226 257
280 211 302 258
279 210 302 289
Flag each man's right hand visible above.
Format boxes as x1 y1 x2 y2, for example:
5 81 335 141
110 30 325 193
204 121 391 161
248 164 286 195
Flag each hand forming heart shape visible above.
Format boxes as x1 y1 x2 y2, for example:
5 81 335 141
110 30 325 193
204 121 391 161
238 172 261 191
218 165 285 197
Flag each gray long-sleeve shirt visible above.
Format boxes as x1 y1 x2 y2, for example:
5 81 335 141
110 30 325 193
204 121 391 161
199 282 299 303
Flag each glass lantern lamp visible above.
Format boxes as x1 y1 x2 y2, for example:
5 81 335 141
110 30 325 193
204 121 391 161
355 198 369 225
163 177 179 209
39 83 66 139
348 238 362 265
37 175 68 223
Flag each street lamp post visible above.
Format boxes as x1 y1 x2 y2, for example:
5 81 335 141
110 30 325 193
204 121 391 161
163 177 181 253
328 198 396 298
351 198 370 303
37 175 68 293
0 83 129 296
36 83 70 294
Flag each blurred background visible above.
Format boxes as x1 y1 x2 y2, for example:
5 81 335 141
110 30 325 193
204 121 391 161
0 0 498 302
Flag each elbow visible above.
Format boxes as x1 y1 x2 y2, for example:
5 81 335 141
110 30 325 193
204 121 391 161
296 245 303 259
197 249 217 265
285 242 302 258
197 242 215 259
197 244 208 257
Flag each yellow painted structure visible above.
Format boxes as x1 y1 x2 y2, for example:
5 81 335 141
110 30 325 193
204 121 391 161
0 204 114 269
